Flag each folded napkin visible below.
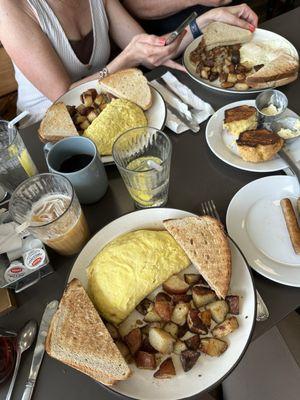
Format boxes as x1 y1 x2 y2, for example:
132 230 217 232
151 72 214 134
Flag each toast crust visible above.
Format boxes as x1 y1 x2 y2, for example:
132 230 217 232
163 216 231 299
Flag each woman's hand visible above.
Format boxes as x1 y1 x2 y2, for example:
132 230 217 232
197 3 258 32
121 31 186 69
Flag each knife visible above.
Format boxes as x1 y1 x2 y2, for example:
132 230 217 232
21 300 59 400
166 103 199 133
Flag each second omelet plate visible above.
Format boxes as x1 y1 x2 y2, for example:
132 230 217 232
57 80 167 164
206 99 300 173
68 208 255 400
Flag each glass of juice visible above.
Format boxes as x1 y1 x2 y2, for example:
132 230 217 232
112 127 172 208
0 120 38 193
9 173 90 256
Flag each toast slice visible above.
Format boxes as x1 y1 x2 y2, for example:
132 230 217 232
223 105 257 137
246 54 299 87
236 129 284 162
46 279 131 385
202 22 252 50
99 68 152 110
38 102 78 142
163 216 231 298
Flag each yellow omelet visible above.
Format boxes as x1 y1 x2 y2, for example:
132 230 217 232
83 99 147 156
87 230 190 325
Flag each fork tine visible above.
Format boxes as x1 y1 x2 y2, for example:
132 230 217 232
203 201 211 217
207 200 216 219
201 203 207 215
210 200 221 222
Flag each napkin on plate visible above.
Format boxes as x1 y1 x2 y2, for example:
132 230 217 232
151 71 214 134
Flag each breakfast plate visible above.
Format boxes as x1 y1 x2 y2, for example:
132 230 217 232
206 99 300 173
183 28 298 94
69 208 255 400
226 175 300 287
56 81 167 164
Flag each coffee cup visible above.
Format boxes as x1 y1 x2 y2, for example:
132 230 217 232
44 137 108 204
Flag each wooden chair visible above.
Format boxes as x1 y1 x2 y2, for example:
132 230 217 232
0 44 17 121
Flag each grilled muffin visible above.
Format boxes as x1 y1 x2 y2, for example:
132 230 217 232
223 105 257 137
236 129 284 162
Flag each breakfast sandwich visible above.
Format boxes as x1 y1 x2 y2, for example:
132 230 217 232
46 279 131 385
223 105 257 137
163 216 231 299
99 68 152 110
202 22 252 50
83 98 147 156
39 102 79 143
236 128 284 162
87 230 190 324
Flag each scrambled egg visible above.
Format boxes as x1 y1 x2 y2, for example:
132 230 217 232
83 99 147 156
87 230 190 324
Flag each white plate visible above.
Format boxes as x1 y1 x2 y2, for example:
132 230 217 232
226 175 300 287
206 99 300 173
69 208 255 400
183 28 299 94
56 81 167 164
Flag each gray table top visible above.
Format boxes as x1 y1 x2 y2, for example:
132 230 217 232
1 7 300 400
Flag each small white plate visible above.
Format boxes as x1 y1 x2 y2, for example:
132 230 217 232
56 81 167 164
206 99 300 173
183 28 299 94
69 208 255 400
226 175 300 287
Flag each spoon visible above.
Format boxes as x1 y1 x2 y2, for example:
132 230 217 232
5 320 37 400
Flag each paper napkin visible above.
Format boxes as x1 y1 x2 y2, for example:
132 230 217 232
151 72 214 134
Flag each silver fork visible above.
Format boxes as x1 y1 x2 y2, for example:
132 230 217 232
201 199 269 322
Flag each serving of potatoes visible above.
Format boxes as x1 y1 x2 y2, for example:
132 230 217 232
104 272 240 380
189 40 263 91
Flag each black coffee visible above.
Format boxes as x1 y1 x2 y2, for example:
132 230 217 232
58 154 93 173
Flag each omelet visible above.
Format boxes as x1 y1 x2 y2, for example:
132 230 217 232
83 99 147 156
87 230 190 325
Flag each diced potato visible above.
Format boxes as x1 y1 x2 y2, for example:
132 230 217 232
234 83 249 90
140 336 157 354
135 351 156 370
149 327 175 354
79 120 90 130
163 275 189 295
172 294 192 304
81 93 93 107
156 292 172 303
184 334 200 351
105 322 119 341
206 300 229 324
94 94 104 106
173 340 187 355
124 328 142 355
200 338 228 357
184 274 201 286
144 305 162 323
136 298 153 316
74 114 86 124
154 299 174 322
163 322 178 338
87 109 98 123
76 104 86 115
227 73 237 83
141 322 162 336
226 295 240 315
171 303 190 326
187 309 208 335
192 286 216 308
180 331 196 342
199 310 212 329
180 350 200 372
154 357 176 379
221 81 234 89
212 316 239 338
177 323 189 339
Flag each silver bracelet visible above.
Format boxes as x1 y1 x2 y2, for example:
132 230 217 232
98 67 109 80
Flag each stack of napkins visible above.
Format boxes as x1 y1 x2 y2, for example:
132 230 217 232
151 72 214 133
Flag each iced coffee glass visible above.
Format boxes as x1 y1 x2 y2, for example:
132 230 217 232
9 173 90 256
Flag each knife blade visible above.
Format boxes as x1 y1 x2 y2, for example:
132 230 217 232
21 300 59 400
166 103 199 133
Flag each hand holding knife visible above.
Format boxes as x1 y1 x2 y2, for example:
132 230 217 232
21 300 58 400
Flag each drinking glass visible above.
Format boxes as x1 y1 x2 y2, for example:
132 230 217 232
9 173 90 256
112 127 172 208
0 120 38 192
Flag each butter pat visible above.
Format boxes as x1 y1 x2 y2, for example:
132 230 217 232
261 104 279 116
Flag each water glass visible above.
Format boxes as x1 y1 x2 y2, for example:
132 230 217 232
9 173 90 256
112 127 172 208
0 120 38 192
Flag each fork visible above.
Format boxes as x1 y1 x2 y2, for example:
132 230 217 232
201 199 270 322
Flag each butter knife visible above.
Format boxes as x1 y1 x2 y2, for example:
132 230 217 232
21 300 59 400
166 103 199 133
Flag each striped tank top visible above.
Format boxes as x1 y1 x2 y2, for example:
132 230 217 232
14 0 110 127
